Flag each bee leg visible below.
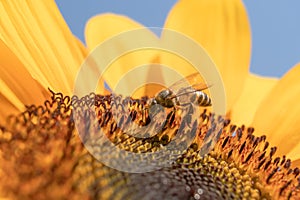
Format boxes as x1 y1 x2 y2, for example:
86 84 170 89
178 102 201 129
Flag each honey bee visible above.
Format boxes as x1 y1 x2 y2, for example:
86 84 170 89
150 73 212 109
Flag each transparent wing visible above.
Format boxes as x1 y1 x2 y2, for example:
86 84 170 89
168 73 210 96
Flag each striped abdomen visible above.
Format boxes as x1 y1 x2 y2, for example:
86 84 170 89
195 91 211 107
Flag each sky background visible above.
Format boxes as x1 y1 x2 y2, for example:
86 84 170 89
55 0 300 78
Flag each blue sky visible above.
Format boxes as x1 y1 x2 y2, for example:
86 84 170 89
55 0 300 78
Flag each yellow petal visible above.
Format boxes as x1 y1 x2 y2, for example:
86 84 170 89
0 40 48 122
0 39 48 116
85 14 160 96
0 1 87 95
252 63 300 157
163 0 251 111
130 56 166 98
230 73 278 126
0 94 19 124
291 159 300 168
85 13 152 51
287 142 300 162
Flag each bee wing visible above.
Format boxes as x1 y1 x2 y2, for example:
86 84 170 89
168 73 210 95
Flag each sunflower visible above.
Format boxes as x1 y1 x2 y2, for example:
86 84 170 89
0 0 300 199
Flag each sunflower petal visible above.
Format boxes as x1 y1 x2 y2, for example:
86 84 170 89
0 39 48 116
0 0 87 95
291 159 300 168
163 0 251 111
252 63 300 157
288 142 300 162
0 94 19 124
230 73 278 126
85 14 160 96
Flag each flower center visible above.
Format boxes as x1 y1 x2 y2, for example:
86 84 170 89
0 91 299 199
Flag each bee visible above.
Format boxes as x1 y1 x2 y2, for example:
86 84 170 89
150 73 212 109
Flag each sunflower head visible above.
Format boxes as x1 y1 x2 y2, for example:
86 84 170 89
1 0 300 199
1 91 299 199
